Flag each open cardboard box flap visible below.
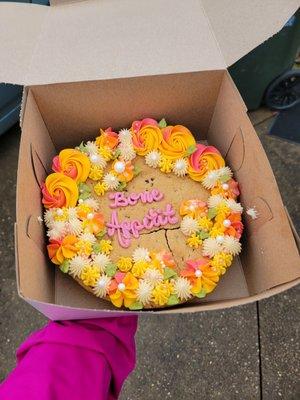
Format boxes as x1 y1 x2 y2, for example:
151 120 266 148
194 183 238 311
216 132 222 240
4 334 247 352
0 0 299 85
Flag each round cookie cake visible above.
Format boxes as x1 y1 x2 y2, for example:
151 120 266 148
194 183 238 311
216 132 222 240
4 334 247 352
42 118 244 310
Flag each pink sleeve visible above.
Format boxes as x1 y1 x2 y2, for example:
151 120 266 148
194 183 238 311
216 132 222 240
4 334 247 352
0 317 138 400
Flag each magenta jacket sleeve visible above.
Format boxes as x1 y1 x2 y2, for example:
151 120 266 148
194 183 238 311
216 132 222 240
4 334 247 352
0 317 138 400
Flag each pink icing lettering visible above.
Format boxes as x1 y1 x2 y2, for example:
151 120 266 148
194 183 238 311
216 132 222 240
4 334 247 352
109 189 164 208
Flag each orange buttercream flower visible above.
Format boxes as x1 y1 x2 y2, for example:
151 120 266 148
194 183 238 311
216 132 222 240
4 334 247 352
109 272 138 308
180 199 207 218
96 127 119 149
211 179 240 200
112 159 134 182
47 235 78 265
52 149 90 183
42 173 79 209
224 213 244 239
131 125 163 156
83 212 105 235
188 144 225 182
180 258 219 295
159 125 196 160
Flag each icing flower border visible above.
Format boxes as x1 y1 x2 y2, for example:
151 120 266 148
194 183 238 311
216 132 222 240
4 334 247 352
41 117 244 310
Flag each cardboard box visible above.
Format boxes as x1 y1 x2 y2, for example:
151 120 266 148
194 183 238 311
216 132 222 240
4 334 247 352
0 0 299 319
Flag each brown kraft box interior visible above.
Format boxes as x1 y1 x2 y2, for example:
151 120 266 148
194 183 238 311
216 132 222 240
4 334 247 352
0 0 299 319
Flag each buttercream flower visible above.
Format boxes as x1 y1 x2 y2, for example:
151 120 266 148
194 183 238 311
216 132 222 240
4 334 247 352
132 261 149 277
88 165 103 181
112 160 134 182
117 257 133 272
96 127 119 149
188 144 225 182
152 281 174 306
131 118 158 134
210 252 233 275
80 265 101 287
75 239 93 256
211 179 240 200
42 173 79 209
159 125 196 160
109 272 139 308
181 258 219 295
187 234 202 249
132 125 163 156
99 239 113 254
82 212 105 235
153 250 176 269
94 182 108 196
52 149 90 183
47 235 78 265
223 213 244 239
180 199 207 218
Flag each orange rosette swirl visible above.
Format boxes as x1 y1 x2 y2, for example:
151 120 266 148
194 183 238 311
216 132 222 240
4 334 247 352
42 173 79 209
131 125 163 156
52 149 90 183
159 125 196 160
188 143 225 182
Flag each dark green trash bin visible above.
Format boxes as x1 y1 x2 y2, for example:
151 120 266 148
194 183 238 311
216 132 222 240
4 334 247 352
229 10 300 110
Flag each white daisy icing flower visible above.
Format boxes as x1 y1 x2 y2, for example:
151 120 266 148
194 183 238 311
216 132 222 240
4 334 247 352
82 198 100 211
44 209 55 228
136 280 153 305
145 150 161 168
79 232 97 244
246 207 259 220
67 207 78 220
85 141 99 155
207 194 224 208
180 216 199 236
93 275 112 298
67 218 83 236
103 172 119 190
202 237 222 258
92 253 111 272
118 128 132 144
47 221 67 241
173 158 188 177
222 235 242 255
173 277 192 301
132 247 151 263
143 268 164 286
119 144 136 161
226 199 243 213
89 153 107 169
69 255 90 277
218 166 233 182
202 170 220 189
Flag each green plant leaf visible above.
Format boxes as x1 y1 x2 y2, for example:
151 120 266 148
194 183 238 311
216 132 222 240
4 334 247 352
92 243 101 254
197 230 209 240
207 207 217 220
163 267 178 280
96 229 107 240
59 260 70 273
129 301 143 310
167 294 180 306
185 144 197 156
158 118 167 128
105 263 117 277
195 289 207 298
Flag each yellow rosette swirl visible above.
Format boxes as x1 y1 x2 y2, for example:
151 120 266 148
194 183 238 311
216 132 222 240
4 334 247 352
53 149 91 183
159 125 196 160
131 125 163 156
42 172 79 208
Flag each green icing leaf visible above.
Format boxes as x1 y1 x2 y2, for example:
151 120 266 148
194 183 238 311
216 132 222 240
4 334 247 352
79 191 91 201
158 118 167 128
167 294 180 306
185 144 197 156
116 181 127 191
133 165 141 176
197 230 210 240
59 260 70 273
76 142 89 154
78 182 91 193
163 267 178 280
96 229 107 240
112 148 121 159
92 243 101 254
207 207 218 220
219 173 230 183
195 289 207 298
105 263 117 277
129 301 143 310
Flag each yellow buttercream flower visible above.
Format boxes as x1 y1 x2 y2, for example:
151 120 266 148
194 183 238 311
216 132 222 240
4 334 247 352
188 144 225 182
75 240 93 256
132 260 149 277
197 217 213 231
209 223 225 238
186 234 202 249
53 207 69 222
100 239 113 254
77 204 93 219
211 252 233 275
42 173 79 209
117 257 133 272
132 125 163 156
94 182 108 196
215 203 230 223
159 125 196 160
52 148 91 183
152 281 174 306
99 146 113 161
159 156 173 173
80 266 100 287
89 165 104 181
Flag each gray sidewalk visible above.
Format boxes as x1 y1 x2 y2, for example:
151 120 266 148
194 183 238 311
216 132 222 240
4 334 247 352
0 110 299 399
